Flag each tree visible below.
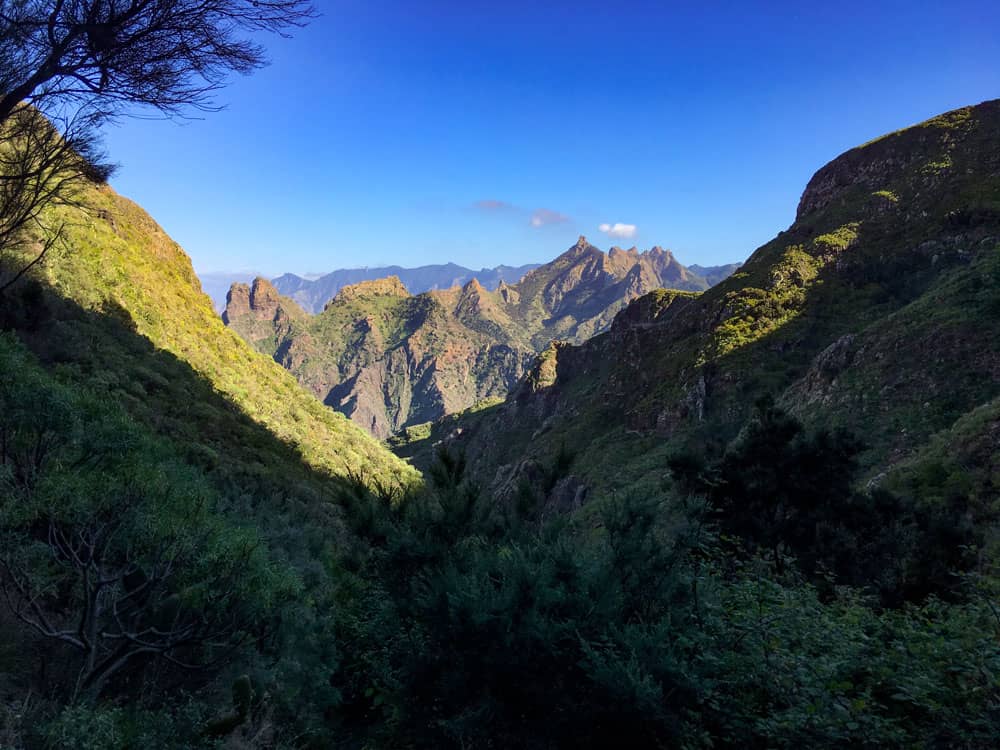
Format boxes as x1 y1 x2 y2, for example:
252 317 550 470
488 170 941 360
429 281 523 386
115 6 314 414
0 335 298 702
0 0 315 122
0 0 314 292
0 102 111 294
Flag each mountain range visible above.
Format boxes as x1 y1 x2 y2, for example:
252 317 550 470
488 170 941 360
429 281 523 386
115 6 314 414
198 263 541 312
222 244 738 437
271 262 543 313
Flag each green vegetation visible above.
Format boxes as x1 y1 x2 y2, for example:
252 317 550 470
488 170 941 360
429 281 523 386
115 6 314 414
0 175 417 745
412 99 1000 505
10 186 418 490
322 435 999 748
871 189 899 202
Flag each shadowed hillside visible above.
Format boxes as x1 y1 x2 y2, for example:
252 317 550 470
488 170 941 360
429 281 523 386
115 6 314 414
2 183 419 489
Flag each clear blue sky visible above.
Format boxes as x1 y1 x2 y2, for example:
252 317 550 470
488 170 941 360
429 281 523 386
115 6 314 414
101 0 1000 275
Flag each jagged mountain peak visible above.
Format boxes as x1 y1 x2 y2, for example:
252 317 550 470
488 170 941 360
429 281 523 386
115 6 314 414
461 277 486 294
415 99 1000 502
224 234 738 437
222 276 306 325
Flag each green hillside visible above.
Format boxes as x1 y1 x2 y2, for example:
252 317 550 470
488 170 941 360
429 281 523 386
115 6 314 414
5 184 419 490
0 175 421 746
401 100 1000 503
2 101 998 750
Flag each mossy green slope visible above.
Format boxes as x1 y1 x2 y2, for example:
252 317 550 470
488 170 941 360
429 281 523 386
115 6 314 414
4 182 419 490
409 99 1000 500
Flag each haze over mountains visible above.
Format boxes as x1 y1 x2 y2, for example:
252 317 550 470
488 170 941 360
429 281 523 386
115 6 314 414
271 262 543 313
199 262 540 312
223 243 738 437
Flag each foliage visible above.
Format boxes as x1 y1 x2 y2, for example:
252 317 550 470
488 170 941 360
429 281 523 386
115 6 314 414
671 400 991 605
0 333 299 705
319 450 1000 749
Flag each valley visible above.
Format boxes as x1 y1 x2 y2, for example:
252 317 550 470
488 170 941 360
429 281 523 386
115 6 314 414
1 3 998 746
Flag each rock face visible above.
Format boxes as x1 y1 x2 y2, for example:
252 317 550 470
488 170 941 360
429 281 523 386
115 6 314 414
222 277 307 345
224 241 738 438
402 99 1000 499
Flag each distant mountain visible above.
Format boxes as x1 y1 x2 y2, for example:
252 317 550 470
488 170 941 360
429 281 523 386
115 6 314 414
271 262 542 313
6 186 417 489
223 242 737 437
688 262 743 286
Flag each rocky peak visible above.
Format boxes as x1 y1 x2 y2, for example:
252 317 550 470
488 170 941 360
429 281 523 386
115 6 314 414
333 275 411 303
222 282 252 324
497 280 519 305
565 236 597 258
222 277 289 324
607 245 638 262
249 277 282 313
462 277 486 295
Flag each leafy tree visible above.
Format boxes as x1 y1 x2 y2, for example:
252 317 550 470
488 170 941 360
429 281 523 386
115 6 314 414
0 0 315 122
670 400 986 604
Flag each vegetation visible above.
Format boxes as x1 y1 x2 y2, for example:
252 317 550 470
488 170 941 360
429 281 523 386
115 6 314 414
408 99 1000 503
0 0 314 298
0 23 997 746
319 439 999 748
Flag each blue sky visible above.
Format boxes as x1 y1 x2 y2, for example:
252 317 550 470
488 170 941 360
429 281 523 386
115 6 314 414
101 0 1000 275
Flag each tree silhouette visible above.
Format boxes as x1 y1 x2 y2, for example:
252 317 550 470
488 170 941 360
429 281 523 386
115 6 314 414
0 0 314 293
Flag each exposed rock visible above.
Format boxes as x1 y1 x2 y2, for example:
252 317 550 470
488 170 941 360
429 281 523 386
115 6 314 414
333 275 410 302
425 98 1000 496
544 475 589 516
224 239 738 437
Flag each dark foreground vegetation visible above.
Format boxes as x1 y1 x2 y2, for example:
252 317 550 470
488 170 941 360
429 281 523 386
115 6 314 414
1 330 997 747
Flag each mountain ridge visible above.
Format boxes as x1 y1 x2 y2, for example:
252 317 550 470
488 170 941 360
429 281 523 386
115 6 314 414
393 99 1000 507
224 240 739 437
2 182 419 490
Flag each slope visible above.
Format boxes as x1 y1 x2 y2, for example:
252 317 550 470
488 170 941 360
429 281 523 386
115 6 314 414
1 182 420 490
403 99 1000 503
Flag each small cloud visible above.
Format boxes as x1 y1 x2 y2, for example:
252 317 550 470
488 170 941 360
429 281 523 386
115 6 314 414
474 199 514 211
599 222 638 239
530 208 571 227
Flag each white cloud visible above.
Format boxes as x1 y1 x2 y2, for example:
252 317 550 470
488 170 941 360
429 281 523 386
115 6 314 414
530 208 571 227
598 222 638 239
